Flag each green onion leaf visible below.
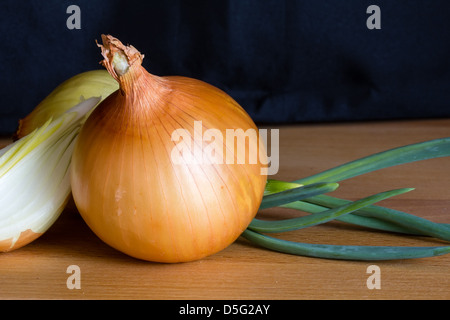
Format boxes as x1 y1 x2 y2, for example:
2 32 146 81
242 229 450 261
250 188 413 233
306 194 450 241
283 201 423 235
259 182 339 210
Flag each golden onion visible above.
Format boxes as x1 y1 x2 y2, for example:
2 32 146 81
70 35 268 263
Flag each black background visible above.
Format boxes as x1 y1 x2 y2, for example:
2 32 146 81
1 0 450 135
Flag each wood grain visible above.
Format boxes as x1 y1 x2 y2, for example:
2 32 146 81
0 118 449 300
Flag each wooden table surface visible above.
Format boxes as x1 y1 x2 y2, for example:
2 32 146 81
0 118 449 300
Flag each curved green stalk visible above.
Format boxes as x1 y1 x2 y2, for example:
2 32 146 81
259 182 339 210
250 188 413 233
283 201 423 235
242 229 450 261
306 195 450 241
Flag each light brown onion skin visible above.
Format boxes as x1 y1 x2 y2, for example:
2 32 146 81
71 37 267 263
0 229 42 252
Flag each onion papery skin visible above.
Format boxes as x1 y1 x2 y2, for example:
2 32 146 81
70 35 267 263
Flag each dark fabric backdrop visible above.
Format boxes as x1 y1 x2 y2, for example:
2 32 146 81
1 0 450 135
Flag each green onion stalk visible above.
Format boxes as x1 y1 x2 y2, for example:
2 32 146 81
242 138 450 261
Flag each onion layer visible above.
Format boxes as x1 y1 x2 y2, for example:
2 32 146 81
70 35 268 263
14 70 118 140
0 97 99 252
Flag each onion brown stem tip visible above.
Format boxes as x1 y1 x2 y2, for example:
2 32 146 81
97 34 144 81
